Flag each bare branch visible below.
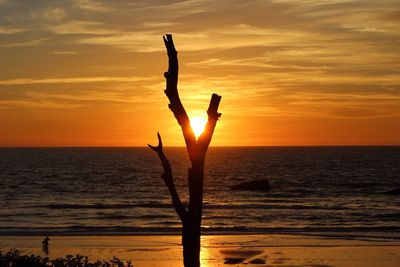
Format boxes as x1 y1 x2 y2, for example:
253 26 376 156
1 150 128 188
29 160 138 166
163 34 197 160
148 133 188 222
148 132 163 152
198 93 222 152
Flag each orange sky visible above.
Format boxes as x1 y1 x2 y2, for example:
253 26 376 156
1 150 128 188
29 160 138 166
0 0 399 146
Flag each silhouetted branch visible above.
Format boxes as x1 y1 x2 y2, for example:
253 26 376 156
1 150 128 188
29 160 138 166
148 133 188 222
198 93 222 153
163 34 197 160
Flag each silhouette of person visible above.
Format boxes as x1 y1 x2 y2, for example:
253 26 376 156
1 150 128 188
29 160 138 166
42 236 50 255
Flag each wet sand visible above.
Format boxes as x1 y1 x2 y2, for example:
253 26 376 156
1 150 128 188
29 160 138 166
1 234 400 267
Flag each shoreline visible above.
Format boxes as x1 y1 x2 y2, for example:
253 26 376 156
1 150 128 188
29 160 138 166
1 234 400 267
1 230 400 240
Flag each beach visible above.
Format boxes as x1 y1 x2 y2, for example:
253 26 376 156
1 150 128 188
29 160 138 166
1 234 400 267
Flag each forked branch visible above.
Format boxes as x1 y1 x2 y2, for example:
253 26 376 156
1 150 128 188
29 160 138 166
148 133 188 223
163 34 221 160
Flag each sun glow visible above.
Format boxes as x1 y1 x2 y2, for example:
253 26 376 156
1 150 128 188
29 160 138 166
190 116 207 138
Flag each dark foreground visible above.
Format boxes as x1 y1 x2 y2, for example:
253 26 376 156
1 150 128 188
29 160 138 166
1 234 400 267
1 248 133 267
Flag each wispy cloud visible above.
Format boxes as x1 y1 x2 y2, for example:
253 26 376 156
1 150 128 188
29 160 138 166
0 26 25 34
73 0 111 12
52 51 79 55
30 7 67 22
49 20 114 35
1 37 49 48
0 76 156 85
0 99 84 109
25 90 157 105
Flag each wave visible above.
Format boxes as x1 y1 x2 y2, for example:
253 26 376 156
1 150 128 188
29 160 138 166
35 204 140 209
1 225 399 236
33 203 351 211
2 147 400 238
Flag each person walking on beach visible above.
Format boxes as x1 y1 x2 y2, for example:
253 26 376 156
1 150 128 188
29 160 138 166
42 236 50 255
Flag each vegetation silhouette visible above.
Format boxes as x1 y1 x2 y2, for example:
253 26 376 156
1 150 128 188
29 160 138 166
148 34 222 267
0 248 133 267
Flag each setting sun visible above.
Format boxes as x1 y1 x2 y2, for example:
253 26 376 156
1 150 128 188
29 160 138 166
190 116 207 138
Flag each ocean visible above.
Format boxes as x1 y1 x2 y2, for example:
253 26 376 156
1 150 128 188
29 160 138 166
0 147 399 236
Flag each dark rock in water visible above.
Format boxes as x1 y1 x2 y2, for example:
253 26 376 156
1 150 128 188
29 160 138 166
231 179 270 191
384 188 400 195
249 258 266 264
224 258 244 264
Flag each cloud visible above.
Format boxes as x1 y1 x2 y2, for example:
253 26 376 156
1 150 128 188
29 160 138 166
52 51 79 55
30 7 67 22
0 76 156 85
1 37 49 48
76 24 305 52
49 20 114 35
141 21 177 28
73 0 111 12
0 99 84 109
25 90 157 105
0 26 25 34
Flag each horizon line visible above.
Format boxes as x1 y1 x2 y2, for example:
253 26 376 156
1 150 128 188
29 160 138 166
1 145 400 148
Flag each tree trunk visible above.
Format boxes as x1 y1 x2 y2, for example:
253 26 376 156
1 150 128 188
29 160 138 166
183 158 204 267
148 34 221 267
182 222 201 267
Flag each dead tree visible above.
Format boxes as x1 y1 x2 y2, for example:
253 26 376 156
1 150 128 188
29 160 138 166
148 34 221 267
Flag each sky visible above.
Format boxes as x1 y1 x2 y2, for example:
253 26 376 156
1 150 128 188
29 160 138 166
0 0 399 146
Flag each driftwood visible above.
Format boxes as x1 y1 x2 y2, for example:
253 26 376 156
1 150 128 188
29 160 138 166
148 34 221 267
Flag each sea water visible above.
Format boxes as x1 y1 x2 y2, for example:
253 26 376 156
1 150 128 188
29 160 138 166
0 147 399 236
